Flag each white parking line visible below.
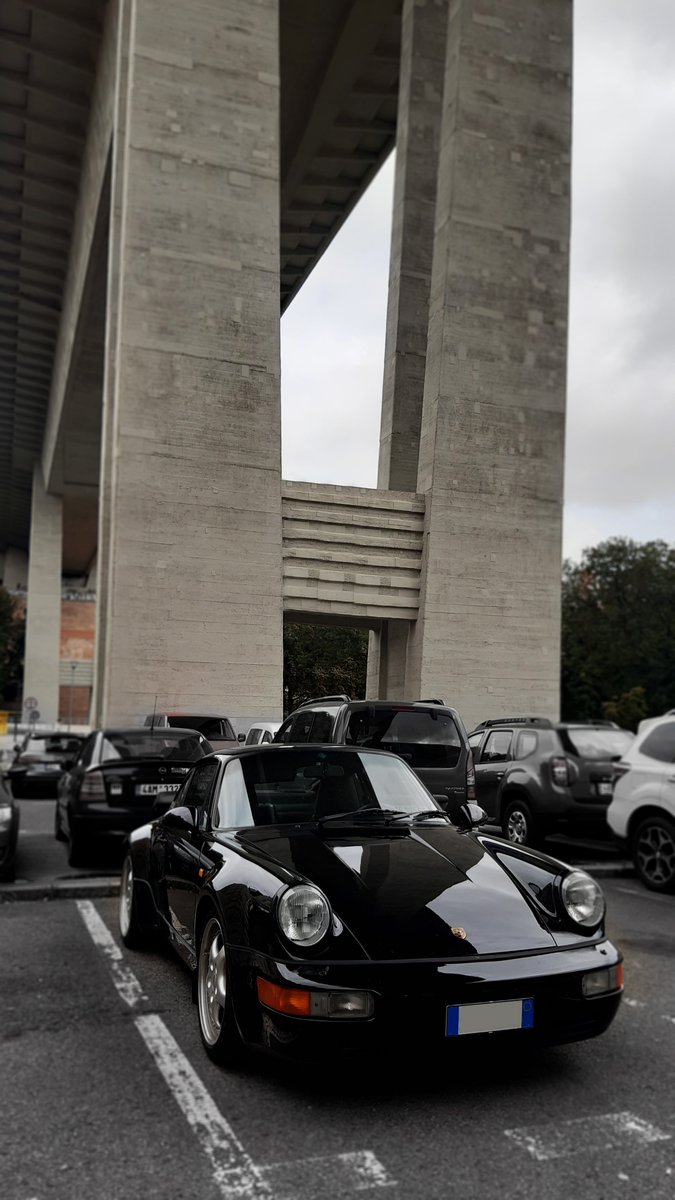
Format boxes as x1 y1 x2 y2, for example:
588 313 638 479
617 887 673 904
76 900 395 1199
76 899 147 1008
504 1112 671 1161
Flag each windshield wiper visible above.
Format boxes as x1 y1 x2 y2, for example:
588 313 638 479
389 809 451 824
318 806 404 826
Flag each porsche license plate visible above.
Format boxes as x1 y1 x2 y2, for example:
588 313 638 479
446 998 534 1036
136 783 181 795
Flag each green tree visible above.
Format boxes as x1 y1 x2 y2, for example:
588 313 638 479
561 538 675 726
283 623 368 715
0 586 25 704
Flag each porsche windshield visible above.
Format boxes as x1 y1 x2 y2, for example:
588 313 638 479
214 748 439 829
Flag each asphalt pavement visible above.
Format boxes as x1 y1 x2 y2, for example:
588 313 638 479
1 796 673 1200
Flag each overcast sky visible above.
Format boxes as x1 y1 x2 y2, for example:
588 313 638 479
281 0 675 566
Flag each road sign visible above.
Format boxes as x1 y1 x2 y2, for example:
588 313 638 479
28 709 40 722
24 696 38 710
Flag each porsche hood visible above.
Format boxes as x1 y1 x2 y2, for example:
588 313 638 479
241 825 557 959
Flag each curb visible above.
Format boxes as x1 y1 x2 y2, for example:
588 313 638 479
0 878 120 902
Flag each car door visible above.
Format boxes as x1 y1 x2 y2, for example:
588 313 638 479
163 758 221 947
474 729 513 820
59 732 97 823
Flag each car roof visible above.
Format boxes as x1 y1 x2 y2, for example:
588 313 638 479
208 743 406 760
100 727 206 737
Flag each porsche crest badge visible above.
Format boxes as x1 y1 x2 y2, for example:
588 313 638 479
451 926 467 940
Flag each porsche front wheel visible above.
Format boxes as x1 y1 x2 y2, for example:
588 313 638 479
197 915 243 1066
119 853 154 949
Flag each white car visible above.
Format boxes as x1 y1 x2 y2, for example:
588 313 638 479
607 714 675 893
244 721 280 746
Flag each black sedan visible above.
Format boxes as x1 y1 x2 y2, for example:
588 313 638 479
0 775 19 882
5 732 85 799
120 745 623 1066
56 727 211 867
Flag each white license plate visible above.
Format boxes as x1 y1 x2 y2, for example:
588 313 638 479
136 783 181 796
596 781 613 796
446 998 534 1036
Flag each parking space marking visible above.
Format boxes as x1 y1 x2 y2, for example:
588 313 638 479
617 887 673 904
77 900 395 1199
504 1112 671 1161
76 899 147 1008
135 1013 270 1199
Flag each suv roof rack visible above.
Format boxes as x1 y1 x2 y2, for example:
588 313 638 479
416 698 445 706
298 694 351 707
473 716 553 730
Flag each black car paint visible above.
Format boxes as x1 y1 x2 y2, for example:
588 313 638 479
127 746 622 1060
0 776 19 881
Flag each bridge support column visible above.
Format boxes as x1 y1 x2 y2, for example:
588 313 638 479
23 466 63 725
96 0 283 727
408 0 572 728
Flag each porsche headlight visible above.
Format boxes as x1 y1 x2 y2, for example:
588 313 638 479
278 884 331 947
561 870 605 928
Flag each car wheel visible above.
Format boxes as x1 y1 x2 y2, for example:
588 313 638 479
632 815 675 893
197 914 244 1067
54 805 67 843
502 798 540 848
119 854 154 949
67 821 89 868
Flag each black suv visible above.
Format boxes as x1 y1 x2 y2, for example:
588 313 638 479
274 696 475 809
467 717 634 847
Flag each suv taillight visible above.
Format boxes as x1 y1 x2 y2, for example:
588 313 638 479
551 756 570 787
612 762 631 781
466 751 476 801
80 770 106 802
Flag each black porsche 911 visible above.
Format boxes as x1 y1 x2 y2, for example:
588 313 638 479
120 745 623 1066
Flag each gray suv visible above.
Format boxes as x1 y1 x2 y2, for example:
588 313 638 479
274 696 475 809
468 717 634 846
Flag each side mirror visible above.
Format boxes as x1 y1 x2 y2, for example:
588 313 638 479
457 802 488 830
161 804 195 830
433 793 448 808
237 733 246 742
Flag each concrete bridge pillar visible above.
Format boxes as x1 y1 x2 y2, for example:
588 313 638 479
408 0 572 728
23 465 63 726
95 0 284 727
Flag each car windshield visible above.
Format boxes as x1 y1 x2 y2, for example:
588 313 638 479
167 715 236 740
100 731 207 764
562 728 634 760
213 748 439 829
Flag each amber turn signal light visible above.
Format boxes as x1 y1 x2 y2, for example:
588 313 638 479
256 977 312 1016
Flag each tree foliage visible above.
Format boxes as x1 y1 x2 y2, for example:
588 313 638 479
561 538 675 727
283 623 368 715
0 587 25 704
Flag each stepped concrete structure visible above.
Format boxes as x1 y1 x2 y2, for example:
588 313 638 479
0 0 572 731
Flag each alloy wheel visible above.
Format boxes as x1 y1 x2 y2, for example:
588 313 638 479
506 808 528 844
119 856 134 939
635 822 675 887
198 917 227 1046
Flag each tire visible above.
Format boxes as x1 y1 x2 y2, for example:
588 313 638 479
67 820 89 868
119 853 155 949
501 797 541 848
632 814 675 894
196 913 244 1067
54 804 67 843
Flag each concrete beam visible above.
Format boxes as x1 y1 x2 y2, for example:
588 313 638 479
23 465 63 725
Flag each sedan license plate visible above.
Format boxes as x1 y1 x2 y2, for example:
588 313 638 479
596 781 613 796
446 998 534 1036
136 783 181 796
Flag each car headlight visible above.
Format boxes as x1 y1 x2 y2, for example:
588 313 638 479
561 870 605 928
0 803 13 829
277 884 331 947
